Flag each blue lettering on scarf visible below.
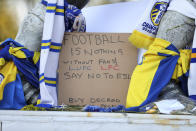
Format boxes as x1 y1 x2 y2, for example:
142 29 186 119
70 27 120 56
142 22 158 35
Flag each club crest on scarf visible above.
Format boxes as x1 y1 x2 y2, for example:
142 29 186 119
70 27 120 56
151 2 168 26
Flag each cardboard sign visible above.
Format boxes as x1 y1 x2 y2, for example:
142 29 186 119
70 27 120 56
58 32 137 107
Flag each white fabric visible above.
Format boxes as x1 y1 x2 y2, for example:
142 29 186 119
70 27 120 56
133 0 170 37
168 0 196 98
39 0 86 106
40 0 65 106
82 0 150 33
167 0 196 19
135 0 171 64
155 99 185 114
133 0 171 38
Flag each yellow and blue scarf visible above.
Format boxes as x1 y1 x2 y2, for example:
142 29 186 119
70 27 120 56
126 0 195 111
0 39 40 109
126 38 191 111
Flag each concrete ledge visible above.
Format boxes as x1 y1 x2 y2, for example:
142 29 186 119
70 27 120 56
0 110 196 131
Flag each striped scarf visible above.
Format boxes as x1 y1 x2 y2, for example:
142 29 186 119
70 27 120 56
40 0 86 106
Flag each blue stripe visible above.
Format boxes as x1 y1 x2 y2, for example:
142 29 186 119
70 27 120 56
42 40 51 43
166 44 179 54
45 77 57 81
125 106 140 112
158 53 172 57
192 48 196 53
146 56 179 104
41 0 48 6
64 1 68 7
50 49 60 52
191 58 196 63
2 38 24 47
51 42 62 46
55 12 64 16
39 73 44 83
39 73 44 77
190 95 196 101
47 3 57 7
39 79 44 83
56 5 64 9
126 55 179 112
45 83 56 87
41 46 50 49
152 10 159 13
46 10 56 13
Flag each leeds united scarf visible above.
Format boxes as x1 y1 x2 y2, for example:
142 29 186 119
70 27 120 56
126 0 196 111
40 0 86 106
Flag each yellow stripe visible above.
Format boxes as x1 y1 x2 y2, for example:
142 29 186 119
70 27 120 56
47 6 56 10
33 52 40 64
126 52 161 107
45 80 56 84
42 42 51 47
39 76 44 81
152 9 158 13
0 58 5 66
56 9 64 13
129 30 155 49
191 53 196 58
9 47 27 58
0 62 17 100
50 45 61 50
37 99 41 105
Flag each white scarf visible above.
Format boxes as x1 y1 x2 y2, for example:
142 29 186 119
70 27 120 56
39 0 86 106
167 0 196 100
39 0 65 106
131 0 171 64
